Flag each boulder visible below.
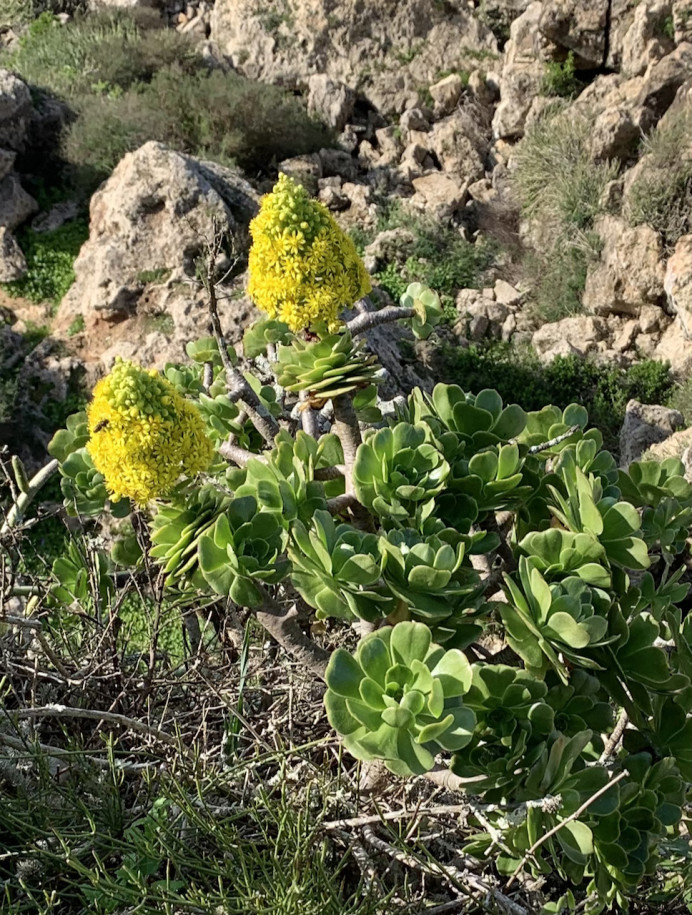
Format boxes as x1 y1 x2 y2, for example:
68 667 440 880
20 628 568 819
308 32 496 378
56 142 259 357
646 426 692 470
674 0 692 43
0 226 26 281
307 74 355 131
0 70 31 152
621 0 674 78
410 172 469 221
209 0 497 116
0 149 15 182
277 153 322 196
619 399 684 466
426 108 488 183
428 74 464 117
664 234 692 338
539 0 609 67
654 322 692 374
0 174 38 230
363 228 416 273
493 2 546 140
531 315 608 361
583 215 665 316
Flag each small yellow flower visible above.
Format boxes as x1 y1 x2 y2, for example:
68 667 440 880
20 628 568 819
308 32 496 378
247 173 371 332
86 359 213 505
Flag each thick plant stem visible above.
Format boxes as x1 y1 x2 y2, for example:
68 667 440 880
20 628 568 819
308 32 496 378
256 589 329 680
205 256 279 445
347 306 416 337
218 441 268 467
332 393 361 495
1 459 59 536
299 391 319 438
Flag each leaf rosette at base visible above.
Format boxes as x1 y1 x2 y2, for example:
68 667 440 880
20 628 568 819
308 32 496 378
325 621 476 776
276 330 380 408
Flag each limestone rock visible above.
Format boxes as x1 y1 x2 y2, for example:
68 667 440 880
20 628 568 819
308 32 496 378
621 0 674 78
410 172 468 221
532 315 608 361
619 399 684 466
654 322 692 374
493 2 546 140
0 226 26 281
56 142 259 339
307 74 355 131
664 234 692 339
426 108 488 183
674 0 692 43
277 153 322 196
428 74 464 117
646 426 692 468
0 69 31 152
0 174 38 230
583 215 665 316
0 149 15 182
210 0 497 116
363 228 416 273
539 0 609 68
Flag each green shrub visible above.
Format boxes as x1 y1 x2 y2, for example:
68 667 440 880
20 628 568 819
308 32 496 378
1 219 88 306
626 107 692 250
63 65 333 183
513 105 617 321
4 10 196 98
437 342 674 454
368 201 493 309
541 51 582 99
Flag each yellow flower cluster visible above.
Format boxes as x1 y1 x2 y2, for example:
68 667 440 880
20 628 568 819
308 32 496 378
247 173 371 332
87 359 213 505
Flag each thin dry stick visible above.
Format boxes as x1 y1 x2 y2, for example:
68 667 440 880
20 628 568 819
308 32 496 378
361 825 527 915
0 732 155 772
599 708 629 762
5 704 180 749
506 769 629 888
527 425 580 455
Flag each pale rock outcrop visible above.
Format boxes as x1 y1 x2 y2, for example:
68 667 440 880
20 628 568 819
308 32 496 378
583 215 665 316
0 69 31 152
0 174 38 231
654 322 692 374
621 1 674 78
674 0 692 42
619 399 684 466
428 74 464 118
410 173 469 221
531 315 608 361
0 226 26 281
426 108 489 183
307 74 355 131
647 426 692 475
209 0 497 115
362 228 416 274
56 142 259 361
539 0 609 67
493 2 546 140
664 235 692 342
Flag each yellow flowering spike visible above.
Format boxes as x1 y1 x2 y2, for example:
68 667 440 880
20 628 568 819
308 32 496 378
86 359 213 505
247 173 372 333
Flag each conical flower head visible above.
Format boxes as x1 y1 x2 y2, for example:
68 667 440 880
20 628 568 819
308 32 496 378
87 358 213 504
247 173 371 332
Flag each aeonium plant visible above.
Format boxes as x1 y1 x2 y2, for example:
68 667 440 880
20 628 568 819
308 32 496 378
20 173 692 914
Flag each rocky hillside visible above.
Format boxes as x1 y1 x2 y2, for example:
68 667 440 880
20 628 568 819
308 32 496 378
3 0 692 462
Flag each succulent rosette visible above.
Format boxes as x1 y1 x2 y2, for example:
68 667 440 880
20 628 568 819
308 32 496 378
325 621 476 776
